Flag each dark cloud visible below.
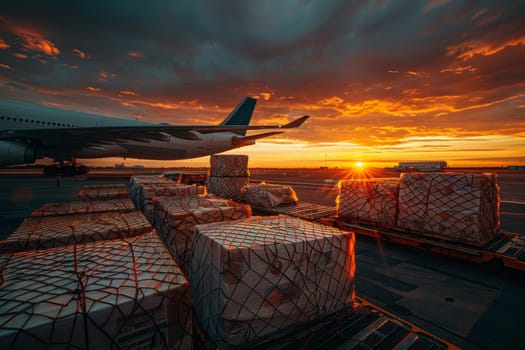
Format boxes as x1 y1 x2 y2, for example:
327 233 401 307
0 0 524 157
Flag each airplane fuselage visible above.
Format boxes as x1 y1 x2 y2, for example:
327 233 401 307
69 132 238 160
0 100 245 163
0 97 307 168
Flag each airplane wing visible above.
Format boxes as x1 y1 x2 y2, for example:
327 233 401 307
0 115 309 148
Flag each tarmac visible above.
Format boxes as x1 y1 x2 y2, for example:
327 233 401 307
0 167 524 349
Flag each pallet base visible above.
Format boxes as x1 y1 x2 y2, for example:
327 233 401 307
320 217 525 272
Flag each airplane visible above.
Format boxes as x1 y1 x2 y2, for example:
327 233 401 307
0 97 309 176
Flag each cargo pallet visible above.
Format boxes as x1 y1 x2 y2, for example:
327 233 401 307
196 298 455 350
250 201 337 221
319 217 525 272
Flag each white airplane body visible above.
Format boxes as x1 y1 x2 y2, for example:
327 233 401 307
0 97 308 170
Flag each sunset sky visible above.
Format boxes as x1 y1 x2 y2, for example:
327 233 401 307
1 0 524 168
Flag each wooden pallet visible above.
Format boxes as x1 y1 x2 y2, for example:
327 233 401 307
250 201 337 221
195 298 455 350
320 217 525 272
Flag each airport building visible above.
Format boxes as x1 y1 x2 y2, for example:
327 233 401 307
390 161 447 172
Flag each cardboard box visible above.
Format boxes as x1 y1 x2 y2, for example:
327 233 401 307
31 199 135 217
190 215 355 349
209 154 249 177
0 232 192 349
207 176 249 201
139 184 204 213
1 210 152 253
336 178 399 228
78 187 129 200
130 176 173 206
241 182 298 207
154 197 251 274
397 173 500 245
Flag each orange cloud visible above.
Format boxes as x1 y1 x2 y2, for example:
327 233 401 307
86 86 101 93
128 50 144 58
119 90 137 96
98 71 117 81
260 92 272 101
447 35 525 60
23 36 60 56
42 101 65 108
72 48 87 59
0 63 11 69
440 65 478 74
13 53 28 59
3 25 60 56
0 39 10 49
318 96 344 106
472 8 488 20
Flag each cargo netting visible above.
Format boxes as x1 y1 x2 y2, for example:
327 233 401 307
336 178 399 228
1 210 152 253
31 198 135 217
153 197 251 274
130 175 173 207
0 231 192 349
207 176 249 201
138 184 205 220
78 186 129 200
397 173 500 245
241 182 299 208
190 215 355 349
209 154 249 177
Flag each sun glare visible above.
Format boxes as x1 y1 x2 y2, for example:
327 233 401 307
355 161 364 168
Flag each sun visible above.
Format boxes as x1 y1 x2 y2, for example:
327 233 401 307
355 161 364 168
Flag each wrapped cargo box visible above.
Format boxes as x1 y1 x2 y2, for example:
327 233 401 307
130 175 172 206
190 215 355 349
78 186 128 200
0 232 192 349
207 176 249 201
1 210 152 253
31 198 135 217
154 197 251 274
241 182 298 208
209 154 249 177
397 173 500 245
336 178 399 228
139 183 204 214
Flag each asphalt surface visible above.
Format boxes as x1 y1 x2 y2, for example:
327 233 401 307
0 167 524 349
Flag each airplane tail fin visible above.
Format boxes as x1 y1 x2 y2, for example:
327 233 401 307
220 97 257 136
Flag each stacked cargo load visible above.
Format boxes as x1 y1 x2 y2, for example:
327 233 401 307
31 198 135 217
0 210 152 253
336 178 400 228
78 185 129 200
241 182 299 208
139 183 205 221
153 196 251 274
190 215 355 349
397 173 500 245
130 175 172 207
207 154 249 200
0 232 192 349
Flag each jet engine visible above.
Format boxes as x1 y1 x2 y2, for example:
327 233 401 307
0 140 35 166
